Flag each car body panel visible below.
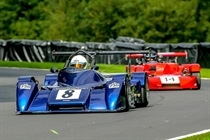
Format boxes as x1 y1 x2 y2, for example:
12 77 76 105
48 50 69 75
16 69 130 113
148 75 197 90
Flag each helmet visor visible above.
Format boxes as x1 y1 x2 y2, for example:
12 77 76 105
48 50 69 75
70 62 85 68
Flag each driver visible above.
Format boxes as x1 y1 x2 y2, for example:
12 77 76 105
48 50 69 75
145 51 157 63
70 55 88 69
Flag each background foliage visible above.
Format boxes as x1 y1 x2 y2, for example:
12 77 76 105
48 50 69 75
0 0 210 43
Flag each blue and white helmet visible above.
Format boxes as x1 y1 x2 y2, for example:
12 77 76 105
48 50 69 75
145 51 157 61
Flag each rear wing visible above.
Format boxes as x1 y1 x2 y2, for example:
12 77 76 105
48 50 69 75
53 50 150 56
52 49 150 69
126 52 187 58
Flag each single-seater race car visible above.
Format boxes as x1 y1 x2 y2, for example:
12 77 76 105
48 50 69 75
15 49 150 114
126 48 201 90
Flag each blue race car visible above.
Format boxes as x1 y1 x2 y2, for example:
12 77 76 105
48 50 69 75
15 50 150 114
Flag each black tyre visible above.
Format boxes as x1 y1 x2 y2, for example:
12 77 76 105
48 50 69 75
30 77 39 84
192 72 201 90
123 76 130 112
135 76 150 107
30 77 36 83
140 86 149 107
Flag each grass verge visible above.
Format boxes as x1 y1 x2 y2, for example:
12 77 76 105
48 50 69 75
0 61 126 73
180 131 210 140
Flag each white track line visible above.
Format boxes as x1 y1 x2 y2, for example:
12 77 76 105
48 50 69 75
167 129 210 140
202 78 210 80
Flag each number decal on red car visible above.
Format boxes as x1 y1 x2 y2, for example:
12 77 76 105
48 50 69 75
160 76 180 84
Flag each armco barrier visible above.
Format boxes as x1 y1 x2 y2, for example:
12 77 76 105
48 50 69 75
198 42 210 68
0 39 6 60
0 37 210 68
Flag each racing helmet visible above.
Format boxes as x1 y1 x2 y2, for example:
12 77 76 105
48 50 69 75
145 51 157 62
70 55 88 69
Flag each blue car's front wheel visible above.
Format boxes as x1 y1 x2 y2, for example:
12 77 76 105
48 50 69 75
124 76 131 112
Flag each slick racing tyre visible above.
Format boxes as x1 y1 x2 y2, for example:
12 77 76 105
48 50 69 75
140 86 149 107
124 76 132 112
30 77 39 84
135 76 149 108
192 72 201 90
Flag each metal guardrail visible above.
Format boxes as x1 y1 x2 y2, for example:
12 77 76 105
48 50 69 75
0 38 210 67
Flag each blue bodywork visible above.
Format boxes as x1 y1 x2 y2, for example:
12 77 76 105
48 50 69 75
130 72 147 87
16 67 147 113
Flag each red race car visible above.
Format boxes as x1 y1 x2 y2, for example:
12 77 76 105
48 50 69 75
126 51 201 90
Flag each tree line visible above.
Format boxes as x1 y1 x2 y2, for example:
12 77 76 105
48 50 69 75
0 0 210 43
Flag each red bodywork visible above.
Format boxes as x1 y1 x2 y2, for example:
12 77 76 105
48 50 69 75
126 52 201 90
126 52 187 58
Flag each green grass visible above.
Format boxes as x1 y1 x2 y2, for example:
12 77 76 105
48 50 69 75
200 68 210 78
0 60 209 78
181 132 210 140
0 60 126 73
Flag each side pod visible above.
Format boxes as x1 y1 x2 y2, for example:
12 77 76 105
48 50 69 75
105 80 124 110
131 72 147 86
16 82 38 112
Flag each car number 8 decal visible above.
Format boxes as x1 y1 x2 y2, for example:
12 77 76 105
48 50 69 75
62 90 74 98
56 89 81 100
160 76 180 84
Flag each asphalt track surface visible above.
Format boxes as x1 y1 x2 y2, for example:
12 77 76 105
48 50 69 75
0 67 209 140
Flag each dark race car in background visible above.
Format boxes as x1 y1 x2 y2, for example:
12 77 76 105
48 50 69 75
126 48 201 90
16 49 150 114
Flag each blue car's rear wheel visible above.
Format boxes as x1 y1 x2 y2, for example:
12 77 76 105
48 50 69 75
134 76 149 107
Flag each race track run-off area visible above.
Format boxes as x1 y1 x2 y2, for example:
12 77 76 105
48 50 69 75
0 68 209 140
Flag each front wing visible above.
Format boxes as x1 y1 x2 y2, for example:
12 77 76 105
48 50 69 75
148 75 198 90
